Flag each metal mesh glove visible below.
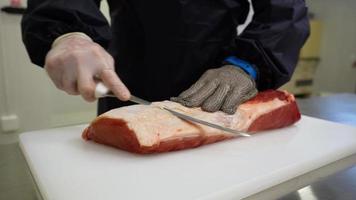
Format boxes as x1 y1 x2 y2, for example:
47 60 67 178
171 65 258 114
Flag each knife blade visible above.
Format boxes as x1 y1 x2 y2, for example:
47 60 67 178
95 82 251 137
162 107 251 137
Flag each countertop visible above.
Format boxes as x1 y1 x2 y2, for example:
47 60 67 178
278 93 356 200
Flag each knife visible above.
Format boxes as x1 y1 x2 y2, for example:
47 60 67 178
95 82 251 137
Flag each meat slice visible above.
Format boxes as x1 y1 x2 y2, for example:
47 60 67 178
82 90 301 154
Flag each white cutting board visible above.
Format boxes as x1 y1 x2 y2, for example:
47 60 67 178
19 116 356 200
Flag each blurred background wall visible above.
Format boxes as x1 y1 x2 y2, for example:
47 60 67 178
0 0 111 143
308 0 356 94
282 0 356 96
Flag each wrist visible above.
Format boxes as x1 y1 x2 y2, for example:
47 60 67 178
52 32 93 48
224 56 258 80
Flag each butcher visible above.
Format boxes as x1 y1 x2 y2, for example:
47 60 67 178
21 0 310 115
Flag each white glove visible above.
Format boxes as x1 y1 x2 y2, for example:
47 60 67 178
45 32 130 102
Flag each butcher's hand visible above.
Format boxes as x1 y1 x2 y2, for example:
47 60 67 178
171 65 258 114
45 32 130 102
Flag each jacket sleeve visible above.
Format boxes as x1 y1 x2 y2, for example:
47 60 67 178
229 0 310 90
21 0 112 67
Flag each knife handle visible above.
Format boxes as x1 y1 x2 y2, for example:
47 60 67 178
94 82 112 98
95 82 151 105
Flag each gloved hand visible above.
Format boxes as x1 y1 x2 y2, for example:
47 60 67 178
45 32 130 102
171 65 258 114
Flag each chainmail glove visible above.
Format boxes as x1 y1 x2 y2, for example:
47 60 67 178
171 65 258 114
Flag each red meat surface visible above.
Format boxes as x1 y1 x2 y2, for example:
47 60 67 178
83 90 301 153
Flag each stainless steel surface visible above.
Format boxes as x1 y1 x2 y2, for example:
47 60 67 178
278 166 356 200
296 93 356 127
163 107 251 137
278 93 356 200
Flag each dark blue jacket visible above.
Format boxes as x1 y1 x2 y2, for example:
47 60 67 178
22 0 310 114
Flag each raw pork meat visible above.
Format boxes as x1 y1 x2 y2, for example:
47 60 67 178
82 90 301 153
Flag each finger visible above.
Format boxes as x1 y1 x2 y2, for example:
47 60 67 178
100 69 131 101
170 97 181 102
47 73 64 90
61 66 79 95
103 53 115 70
176 80 206 101
222 87 258 114
62 79 79 95
45 58 64 90
222 87 242 114
176 71 213 100
244 88 258 102
77 71 97 102
202 84 231 112
181 79 219 107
